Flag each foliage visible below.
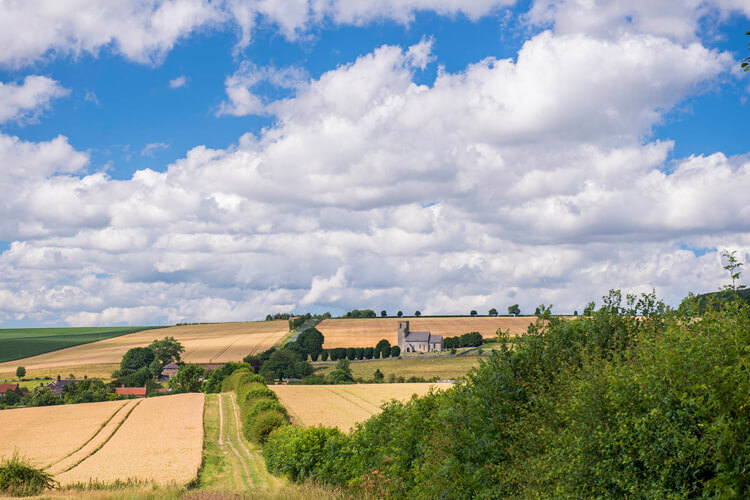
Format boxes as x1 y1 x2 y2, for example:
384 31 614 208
15 367 25 378
24 386 62 407
289 314 312 331
364 347 374 359
414 311 421 316
203 363 253 394
328 359 354 384
380 310 387 317
297 327 325 357
390 345 401 357
321 350 329 361
397 311 403 317
168 364 205 393
375 339 391 358
489 308 498 316
346 348 356 361
373 369 384 381
443 331 483 349
470 310 477 316
248 410 290 445
721 250 746 291
260 349 313 380
220 368 264 392
62 378 117 404
261 289 750 499
344 309 377 318
119 347 155 373
0 452 56 496
147 336 185 365
507 304 520 316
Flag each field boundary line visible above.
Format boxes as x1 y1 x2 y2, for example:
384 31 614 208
43 400 129 470
58 399 143 475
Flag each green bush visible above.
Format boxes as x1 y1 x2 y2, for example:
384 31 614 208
244 399 289 426
238 383 277 404
264 425 348 482
0 453 56 496
220 368 263 392
247 409 290 445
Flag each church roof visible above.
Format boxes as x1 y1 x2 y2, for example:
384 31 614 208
405 331 431 342
429 335 443 343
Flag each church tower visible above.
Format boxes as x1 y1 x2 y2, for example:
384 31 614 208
397 320 409 348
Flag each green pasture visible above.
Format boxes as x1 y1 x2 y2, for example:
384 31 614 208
0 326 166 363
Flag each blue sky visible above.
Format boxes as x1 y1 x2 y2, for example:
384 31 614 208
0 1 749 326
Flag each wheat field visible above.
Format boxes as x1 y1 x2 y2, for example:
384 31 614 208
0 321 289 374
270 383 451 431
57 393 205 486
317 317 538 348
0 399 128 468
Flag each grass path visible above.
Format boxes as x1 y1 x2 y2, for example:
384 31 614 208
198 393 283 494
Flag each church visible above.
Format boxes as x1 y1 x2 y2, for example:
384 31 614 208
397 320 443 353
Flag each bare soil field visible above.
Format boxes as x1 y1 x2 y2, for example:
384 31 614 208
0 321 289 374
0 399 129 468
270 383 452 431
317 317 539 348
57 393 205 486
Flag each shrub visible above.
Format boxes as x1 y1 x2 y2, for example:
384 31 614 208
221 369 265 393
390 346 401 357
247 410 290 444
346 348 356 361
244 399 289 428
364 347 374 359
321 350 329 361
0 452 56 496
238 383 277 404
263 425 348 483
355 347 365 360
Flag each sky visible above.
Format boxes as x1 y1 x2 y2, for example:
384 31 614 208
0 0 749 327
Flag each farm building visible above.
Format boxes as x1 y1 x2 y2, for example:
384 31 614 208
115 386 147 397
397 321 443 353
0 383 20 396
160 362 180 380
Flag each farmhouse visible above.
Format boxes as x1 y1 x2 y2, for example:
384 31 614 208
47 374 82 396
397 321 443 353
0 383 20 396
160 362 180 381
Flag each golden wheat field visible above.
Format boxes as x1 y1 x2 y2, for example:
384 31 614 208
316 317 538 348
270 383 452 431
0 399 129 468
57 393 205 486
0 321 289 374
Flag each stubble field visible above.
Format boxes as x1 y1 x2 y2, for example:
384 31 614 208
317 316 538 348
270 383 452 431
0 393 205 486
0 321 290 375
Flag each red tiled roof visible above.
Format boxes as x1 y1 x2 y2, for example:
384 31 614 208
115 387 147 396
0 383 19 393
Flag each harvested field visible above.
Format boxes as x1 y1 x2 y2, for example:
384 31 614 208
0 399 129 467
271 383 451 431
57 393 205 486
317 316 539 348
0 321 289 374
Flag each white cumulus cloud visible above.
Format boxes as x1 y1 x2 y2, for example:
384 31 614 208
0 76 69 124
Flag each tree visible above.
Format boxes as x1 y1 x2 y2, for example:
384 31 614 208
508 304 520 316
297 328 324 357
391 345 401 357
148 337 185 365
355 347 365 360
397 311 403 318
489 308 498 317
583 302 595 316
321 350 329 361
381 310 387 317
470 310 478 317
373 368 384 381
376 339 392 358
266 314 274 321
346 347 356 361
328 359 354 383
721 250 746 291
260 349 313 380
120 347 155 373
15 367 25 379
169 364 205 393
535 304 553 320
415 310 421 317
364 347 374 359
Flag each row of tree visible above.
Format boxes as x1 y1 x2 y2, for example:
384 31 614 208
442 331 483 349
323 340 401 361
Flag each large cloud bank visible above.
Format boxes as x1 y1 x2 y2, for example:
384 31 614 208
0 0 749 325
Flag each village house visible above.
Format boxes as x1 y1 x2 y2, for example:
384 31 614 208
47 374 83 396
160 361 180 381
397 321 443 353
0 383 20 396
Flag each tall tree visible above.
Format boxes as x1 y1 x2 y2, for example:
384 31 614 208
148 336 185 365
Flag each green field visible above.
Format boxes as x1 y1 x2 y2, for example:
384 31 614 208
0 326 165 363
313 352 485 380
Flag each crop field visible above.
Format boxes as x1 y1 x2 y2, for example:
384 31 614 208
56 393 204 486
271 383 452 431
317 316 539 348
0 399 129 467
0 394 204 486
0 321 290 374
0 326 166 363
